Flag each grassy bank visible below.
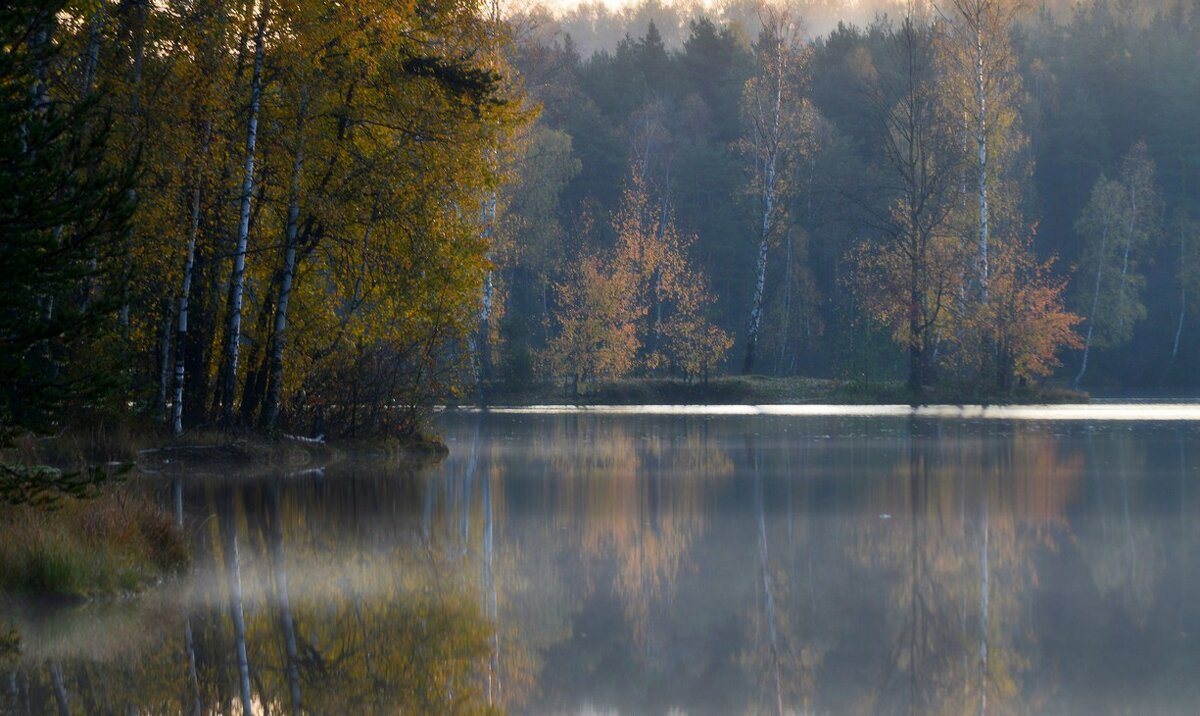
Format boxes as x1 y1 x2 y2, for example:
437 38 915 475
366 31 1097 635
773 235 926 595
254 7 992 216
481 375 1089 406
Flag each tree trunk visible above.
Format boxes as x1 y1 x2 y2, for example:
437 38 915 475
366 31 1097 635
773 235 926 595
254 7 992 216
81 5 105 97
478 190 497 392
1074 223 1110 389
975 20 990 304
744 223 771 375
262 100 307 430
157 300 173 420
743 43 784 375
173 123 207 436
222 0 269 425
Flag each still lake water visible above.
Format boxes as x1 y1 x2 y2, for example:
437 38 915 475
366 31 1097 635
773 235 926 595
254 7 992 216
7 406 1200 715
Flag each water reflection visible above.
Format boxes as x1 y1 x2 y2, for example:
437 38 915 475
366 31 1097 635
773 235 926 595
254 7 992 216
5 413 1200 714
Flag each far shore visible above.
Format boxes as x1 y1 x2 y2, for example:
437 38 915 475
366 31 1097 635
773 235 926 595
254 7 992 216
469 375 1089 408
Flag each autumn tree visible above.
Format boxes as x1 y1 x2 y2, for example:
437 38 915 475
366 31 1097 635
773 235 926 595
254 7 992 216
39 0 529 436
981 232 1083 386
543 250 642 393
610 166 731 378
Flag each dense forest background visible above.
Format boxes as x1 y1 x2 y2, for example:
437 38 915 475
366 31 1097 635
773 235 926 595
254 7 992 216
4 0 1200 441
493 0 1200 396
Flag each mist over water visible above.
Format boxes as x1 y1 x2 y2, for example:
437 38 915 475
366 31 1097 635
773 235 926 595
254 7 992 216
8 409 1200 714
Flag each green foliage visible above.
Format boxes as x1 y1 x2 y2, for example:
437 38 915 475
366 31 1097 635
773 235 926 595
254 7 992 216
0 0 136 437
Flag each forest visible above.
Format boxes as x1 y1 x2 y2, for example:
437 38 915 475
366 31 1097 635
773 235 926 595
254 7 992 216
3 0 1200 441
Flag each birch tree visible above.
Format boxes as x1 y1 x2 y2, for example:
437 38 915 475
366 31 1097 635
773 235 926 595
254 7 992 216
221 0 269 425
1072 143 1160 388
1163 211 1200 381
936 0 1026 304
737 3 813 374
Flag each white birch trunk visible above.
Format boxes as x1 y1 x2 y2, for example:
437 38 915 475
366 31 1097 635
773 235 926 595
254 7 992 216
975 19 990 304
263 98 306 430
223 1 269 424
744 47 783 375
1074 222 1110 389
81 5 105 97
173 131 205 436
478 188 497 389
157 302 173 420
1164 230 1185 382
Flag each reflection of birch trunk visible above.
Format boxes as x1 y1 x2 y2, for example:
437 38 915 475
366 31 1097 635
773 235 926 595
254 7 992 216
49 663 68 716
422 471 433 544
176 478 203 715
221 493 253 715
909 431 922 714
183 613 202 716
754 461 784 716
978 504 989 716
482 467 501 707
461 420 481 555
1179 430 1187 634
268 485 302 716
1122 462 1136 588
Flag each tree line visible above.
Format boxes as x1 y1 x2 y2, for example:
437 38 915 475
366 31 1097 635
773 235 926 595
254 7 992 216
489 0 1200 395
5 0 1200 440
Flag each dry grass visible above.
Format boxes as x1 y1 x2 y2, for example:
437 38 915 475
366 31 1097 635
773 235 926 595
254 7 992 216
0 484 188 597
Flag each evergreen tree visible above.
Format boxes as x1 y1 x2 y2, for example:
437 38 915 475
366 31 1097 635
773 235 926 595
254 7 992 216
0 0 136 435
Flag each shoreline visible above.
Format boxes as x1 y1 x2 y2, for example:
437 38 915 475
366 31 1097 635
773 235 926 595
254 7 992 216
471 375 1089 408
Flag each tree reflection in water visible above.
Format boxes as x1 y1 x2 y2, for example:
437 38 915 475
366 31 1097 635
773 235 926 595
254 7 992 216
6 415 1200 714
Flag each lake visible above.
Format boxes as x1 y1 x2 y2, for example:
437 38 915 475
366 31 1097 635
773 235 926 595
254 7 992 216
6 406 1200 714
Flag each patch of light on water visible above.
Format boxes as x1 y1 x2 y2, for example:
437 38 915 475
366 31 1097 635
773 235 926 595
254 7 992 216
447 403 1200 421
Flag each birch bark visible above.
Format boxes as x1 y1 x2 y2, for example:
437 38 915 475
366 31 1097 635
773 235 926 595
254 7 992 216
223 0 269 424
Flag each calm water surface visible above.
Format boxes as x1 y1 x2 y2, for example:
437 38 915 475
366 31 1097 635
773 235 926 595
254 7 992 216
7 407 1200 714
